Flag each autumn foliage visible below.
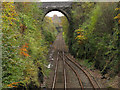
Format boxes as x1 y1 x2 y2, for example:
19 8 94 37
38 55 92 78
114 8 120 23
75 28 87 44
2 2 54 88
20 43 30 57
63 2 119 79
7 82 19 88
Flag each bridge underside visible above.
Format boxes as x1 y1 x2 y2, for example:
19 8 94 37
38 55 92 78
38 2 72 22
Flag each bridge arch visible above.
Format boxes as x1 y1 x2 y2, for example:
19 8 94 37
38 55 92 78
42 9 70 23
40 2 72 22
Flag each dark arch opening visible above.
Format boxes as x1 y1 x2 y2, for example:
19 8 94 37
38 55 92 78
42 9 70 23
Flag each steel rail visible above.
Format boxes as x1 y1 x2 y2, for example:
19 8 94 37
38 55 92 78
68 54 101 88
63 52 67 90
65 54 96 89
52 51 59 90
65 58 84 89
59 53 84 89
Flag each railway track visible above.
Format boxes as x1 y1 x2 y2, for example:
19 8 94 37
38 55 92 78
66 54 101 89
63 52 84 89
62 52 67 89
52 51 59 90
51 33 67 89
64 54 100 89
50 32 101 89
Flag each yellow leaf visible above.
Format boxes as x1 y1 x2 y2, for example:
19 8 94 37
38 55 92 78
114 16 118 19
115 8 120 11
118 19 120 24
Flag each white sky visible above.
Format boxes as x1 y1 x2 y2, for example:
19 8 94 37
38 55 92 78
46 11 64 17
1 0 119 2
40 0 119 2
41 0 72 2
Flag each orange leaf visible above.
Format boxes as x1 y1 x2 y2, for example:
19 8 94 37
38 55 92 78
118 19 120 24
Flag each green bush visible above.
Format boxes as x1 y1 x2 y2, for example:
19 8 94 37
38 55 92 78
42 16 58 44
67 2 119 76
2 2 56 88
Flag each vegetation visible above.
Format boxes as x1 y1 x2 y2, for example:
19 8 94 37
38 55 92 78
62 2 119 77
2 1 120 89
2 2 57 88
42 16 58 44
61 16 69 43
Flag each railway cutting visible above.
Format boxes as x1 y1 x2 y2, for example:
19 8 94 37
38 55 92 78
46 32 102 89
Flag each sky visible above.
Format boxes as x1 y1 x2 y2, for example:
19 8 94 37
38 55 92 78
1 0 119 2
46 11 64 17
41 0 72 2
40 0 119 2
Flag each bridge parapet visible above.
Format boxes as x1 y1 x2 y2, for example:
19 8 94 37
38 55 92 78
40 2 72 8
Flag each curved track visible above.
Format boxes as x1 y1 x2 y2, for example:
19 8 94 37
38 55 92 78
49 32 101 89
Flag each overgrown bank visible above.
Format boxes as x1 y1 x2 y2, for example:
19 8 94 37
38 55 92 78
2 2 57 88
63 2 119 80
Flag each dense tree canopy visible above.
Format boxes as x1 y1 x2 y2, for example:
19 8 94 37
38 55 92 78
62 2 119 77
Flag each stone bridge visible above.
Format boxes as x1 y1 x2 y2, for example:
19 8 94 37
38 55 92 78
38 2 73 22
38 2 74 50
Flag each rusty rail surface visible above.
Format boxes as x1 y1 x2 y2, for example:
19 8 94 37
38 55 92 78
59 52 84 89
63 52 67 89
52 52 59 90
67 54 101 89
65 54 100 89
